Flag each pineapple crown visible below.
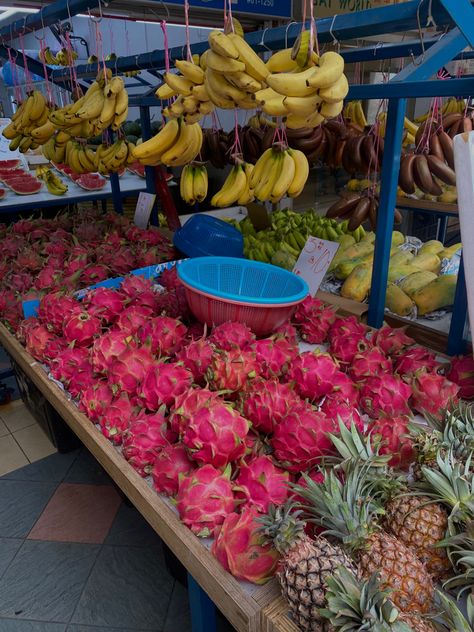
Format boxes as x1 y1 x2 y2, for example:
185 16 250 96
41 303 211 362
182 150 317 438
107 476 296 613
257 502 307 555
434 590 474 632
440 520 474 598
328 419 392 470
291 463 385 554
319 566 411 632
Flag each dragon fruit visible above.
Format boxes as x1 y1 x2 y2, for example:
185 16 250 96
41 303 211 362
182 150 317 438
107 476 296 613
330 332 370 367
446 355 474 400
81 264 110 286
16 318 40 345
175 337 214 383
154 287 191 321
209 322 255 351
17 250 43 272
79 381 114 422
108 346 155 396
411 372 460 420
329 315 368 339
122 410 175 476
369 415 416 470
252 337 298 379
294 297 337 343
138 316 187 357
273 322 298 345
182 400 249 467
211 506 279 585
294 296 324 322
50 347 91 387
99 392 136 444
35 265 60 290
42 337 68 363
371 326 415 357
360 374 413 419
207 348 259 393
115 305 154 335
271 404 336 472
91 331 137 374
84 287 125 323
109 247 136 275
394 347 443 381
24 323 57 362
63 311 101 347
234 455 290 513
170 387 221 435
67 365 96 399
349 347 393 383
37 292 78 334
158 267 180 291
152 443 196 496
120 274 155 298
320 399 364 432
176 464 236 537
139 362 193 410
241 379 301 434
286 351 339 401
325 371 360 407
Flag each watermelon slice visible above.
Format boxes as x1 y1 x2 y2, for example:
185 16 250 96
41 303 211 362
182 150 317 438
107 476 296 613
0 169 26 180
7 180 42 195
76 173 106 190
128 162 145 178
0 188 6 199
103 166 125 178
0 159 20 170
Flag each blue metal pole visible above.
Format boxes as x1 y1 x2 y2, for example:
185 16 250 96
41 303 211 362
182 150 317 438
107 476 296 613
109 172 123 215
187 573 217 632
447 257 468 355
139 106 157 196
367 97 407 328
437 0 474 48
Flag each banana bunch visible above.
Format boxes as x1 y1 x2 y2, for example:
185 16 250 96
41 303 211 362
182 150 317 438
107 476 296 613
36 166 68 195
415 97 466 123
249 146 309 203
2 91 54 152
259 51 348 128
95 139 134 175
378 112 418 146
132 118 203 167
343 100 368 128
39 47 78 66
211 162 254 207
64 141 99 174
179 164 208 205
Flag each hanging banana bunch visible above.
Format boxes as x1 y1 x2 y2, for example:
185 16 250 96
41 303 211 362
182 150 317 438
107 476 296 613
249 146 310 203
211 161 255 208
180 164 208 205
132 118 203 167
2 91 54 152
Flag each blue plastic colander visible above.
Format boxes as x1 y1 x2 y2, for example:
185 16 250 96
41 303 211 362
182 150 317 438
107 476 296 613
173 214 244 258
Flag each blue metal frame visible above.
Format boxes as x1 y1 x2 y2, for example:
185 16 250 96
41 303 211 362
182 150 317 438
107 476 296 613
187 574 217 632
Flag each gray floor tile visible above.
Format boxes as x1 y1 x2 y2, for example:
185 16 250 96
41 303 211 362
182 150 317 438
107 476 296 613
0 481 57 538
0 539 22 579
105 503 161 547
64 450 112 486
1 451 80 483
163 581 191 632
0 621 66 631
71 545 173 630
0 540 100 623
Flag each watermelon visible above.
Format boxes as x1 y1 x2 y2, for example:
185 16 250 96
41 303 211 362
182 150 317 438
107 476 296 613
128 162 145 178
0 188 6 199
0 159 20 170
103 167 125 178
0 169 26 180
76 173 106 190
7 180 42 195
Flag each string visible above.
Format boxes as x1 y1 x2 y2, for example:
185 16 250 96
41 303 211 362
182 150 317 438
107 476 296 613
6 47 21 105
184 1 192 62
64 31 79 98
18 32 32 93
309 0 319 57
38 38 54 104
160 21 170 74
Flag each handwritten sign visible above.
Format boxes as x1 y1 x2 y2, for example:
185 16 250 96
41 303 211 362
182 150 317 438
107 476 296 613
293 236 340 296
134 192 156 228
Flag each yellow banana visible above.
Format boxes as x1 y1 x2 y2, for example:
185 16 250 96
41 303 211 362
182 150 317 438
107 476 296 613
249 148 274 189
203 77 235 109
271 150 295 202
112 108 128 131
266 48 299 73
182 96 200 114
205 68 251 103
192 165 208 203
306 51 345 89
227 71 261 93
175 59 205 84
320 100 344 119
156 83 177 100
212 165 241 207
133 118 180 160
287 148 309 197
2 123 19 140
227 33 269 82
77 90 105 119
318 73 349 104
208 30 239 59
255 152 283 201
160 122 202 167
106 76 124 96
199 101 214 116
284 93 322 116
180 164 195 204
191 83 210 102
237 162 254 205
164 72 194 96
285 111 324 129
266 67 319 98
115 89 129 116
30 91 47 121
205 51 245 74
99 94 117 125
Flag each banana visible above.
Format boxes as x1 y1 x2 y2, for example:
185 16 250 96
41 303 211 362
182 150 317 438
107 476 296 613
198 100 214 116
255 88 289 116
156 83 177 100
320 100 344 119
182 96 200 114
271 150 295 202
266 67 319 98
31 120 56 143
306 51 345 89
287 148 309 197
237 163 254 205
354 100 368 128
99 94 117 125
112 108 128 131
160 122 202 167
192 165 208 203
265 48 318 73
255 152 283 201
191 83 210 102
284 93 322 116
30 91 47 121
227 71 261 93
212 166 239 207
249 148 274 189
203 77 235 109
175 59 205 84
205 68 251 104
76 90 105 119
106 76 124 96
133 118 180 161
164 72 194 96
318 73 349 104
227 33 269 82
19 136 33 153
292 30 312 69
180 164 195 204
2 123 19 140
205 51 245 74
115 89 129 116
208 30 239 59
285 111 324 129
9 135 23 152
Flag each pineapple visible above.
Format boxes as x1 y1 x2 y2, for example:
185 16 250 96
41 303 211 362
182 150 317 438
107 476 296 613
293 465 435 615
440 521 474 597
434 590 474 632
258 503 356 632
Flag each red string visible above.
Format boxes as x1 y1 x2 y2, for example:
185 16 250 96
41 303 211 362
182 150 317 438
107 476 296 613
64 32 79 98
38 39 54 104
184 1 192 62
229 110 242 158
309 0 319 57
226 0 234 33
18 33 32 93
160 21 170 74
7 48 22 104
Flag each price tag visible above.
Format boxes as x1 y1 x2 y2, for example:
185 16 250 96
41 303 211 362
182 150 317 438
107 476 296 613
134 192 156 228
293 236 340 296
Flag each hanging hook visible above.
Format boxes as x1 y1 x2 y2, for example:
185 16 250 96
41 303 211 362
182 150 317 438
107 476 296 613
88 2 103 24
329 14 339 49
149 2 170 22
284 21 296 49
258 28 272 53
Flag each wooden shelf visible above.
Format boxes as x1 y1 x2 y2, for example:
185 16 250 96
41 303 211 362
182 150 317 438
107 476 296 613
396 196 458 216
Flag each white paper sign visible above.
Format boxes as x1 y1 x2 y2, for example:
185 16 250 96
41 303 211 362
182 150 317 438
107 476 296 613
134 191 156 228
293 236 340 296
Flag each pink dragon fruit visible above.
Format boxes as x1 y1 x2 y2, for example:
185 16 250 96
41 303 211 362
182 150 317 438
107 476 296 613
67 365 96 399
319 398 364 432
329 315 369 339
271 404 336 472
17 250 43 272
79 381 114 422
211 506 279 585
109 247 136 275
99 392 136 444
108 346 155 395
286 351 339 401
120 274 155 298
158 267 180 291
91 331 137 374
360 375 413 419
446 355 474 400
122 410 176 476
294 296 325 322
63 311 102 347
50 347 91 386
115 305 154 335
24 323 57 362
138 316 187 356
81 264 110 285
234 455 290 513
325 371 361 407
394 347 443 381
371 326 415 357
241 379 302 434
349 347 393 383
170 387 221 435
84 287 125 323
330 332 371 367
154 287 191 321
139 362 193 410
186 322 206 340
294 297 337 344
42 337 68 363
207 348 259 393
16 318 40 345
209 322 256 351
152 443 196 496
369 415 417 471
273 322 299 345
176 464 236 537
182 400 250 467
411 372 460 420
35 265 60 290
252 337 298 379
175 337 214 383
37 292 78 334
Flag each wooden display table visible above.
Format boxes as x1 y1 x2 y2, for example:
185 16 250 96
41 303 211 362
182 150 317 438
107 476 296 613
0 323 281 632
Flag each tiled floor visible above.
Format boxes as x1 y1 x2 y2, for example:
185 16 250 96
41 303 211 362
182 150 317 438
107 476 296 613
0 400 234 632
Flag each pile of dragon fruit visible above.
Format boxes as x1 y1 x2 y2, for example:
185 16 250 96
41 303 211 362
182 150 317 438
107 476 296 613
0 209 176 331
15 273 474 584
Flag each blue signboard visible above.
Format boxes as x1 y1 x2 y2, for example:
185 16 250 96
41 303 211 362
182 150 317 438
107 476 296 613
160 0 292 19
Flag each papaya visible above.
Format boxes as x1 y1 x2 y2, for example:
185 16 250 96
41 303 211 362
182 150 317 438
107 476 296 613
412 274 457 316
361 231 376 243
388 263 422 283
398 271 438 298
335 255 372 280
389 250 414 267
439 243 462 260
410 252 441 274
419 240 444 256
392 231 405 247
341 262 372 302
340 240 374 261
328 235 356 272
385 284 414 316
